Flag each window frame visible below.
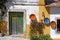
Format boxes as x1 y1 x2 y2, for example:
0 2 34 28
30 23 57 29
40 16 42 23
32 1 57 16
56 17 60 33
7 9 26 36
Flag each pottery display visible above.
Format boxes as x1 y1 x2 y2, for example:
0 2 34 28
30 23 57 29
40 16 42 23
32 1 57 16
50 21 56 29
29 14 36 20
44 18 50 25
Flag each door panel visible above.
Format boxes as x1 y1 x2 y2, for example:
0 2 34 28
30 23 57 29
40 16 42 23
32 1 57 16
9 12 23 35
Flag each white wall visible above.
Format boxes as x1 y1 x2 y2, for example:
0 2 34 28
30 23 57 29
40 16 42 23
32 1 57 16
1 5 38 36
8 5 39 24
4 1 39 35
50 7 60 38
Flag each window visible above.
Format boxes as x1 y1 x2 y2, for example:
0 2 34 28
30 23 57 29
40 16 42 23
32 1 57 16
57 19 60 33
9 12 24 35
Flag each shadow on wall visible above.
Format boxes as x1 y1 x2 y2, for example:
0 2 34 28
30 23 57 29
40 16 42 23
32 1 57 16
45 7 50 14
45 0 55 5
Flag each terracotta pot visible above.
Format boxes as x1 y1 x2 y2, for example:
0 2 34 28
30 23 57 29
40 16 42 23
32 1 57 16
50 21 56 29
29 14 36 20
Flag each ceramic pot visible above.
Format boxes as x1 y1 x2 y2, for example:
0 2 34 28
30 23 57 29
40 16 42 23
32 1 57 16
50 21 56 29
29 14 36 20
44 18 50 25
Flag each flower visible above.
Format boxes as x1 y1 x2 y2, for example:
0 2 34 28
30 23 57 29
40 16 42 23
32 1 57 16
36 22 39 26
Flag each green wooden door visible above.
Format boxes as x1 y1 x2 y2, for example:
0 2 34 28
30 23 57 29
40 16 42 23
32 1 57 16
9 12 24 35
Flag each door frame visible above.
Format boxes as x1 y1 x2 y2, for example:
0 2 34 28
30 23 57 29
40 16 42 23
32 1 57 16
7 9 26 36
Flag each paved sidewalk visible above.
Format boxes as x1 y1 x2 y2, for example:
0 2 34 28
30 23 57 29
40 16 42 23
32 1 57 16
0 36 30 40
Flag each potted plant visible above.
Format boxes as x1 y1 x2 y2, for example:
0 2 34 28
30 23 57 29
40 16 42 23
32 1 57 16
30 33 52 40
39 34 52 40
